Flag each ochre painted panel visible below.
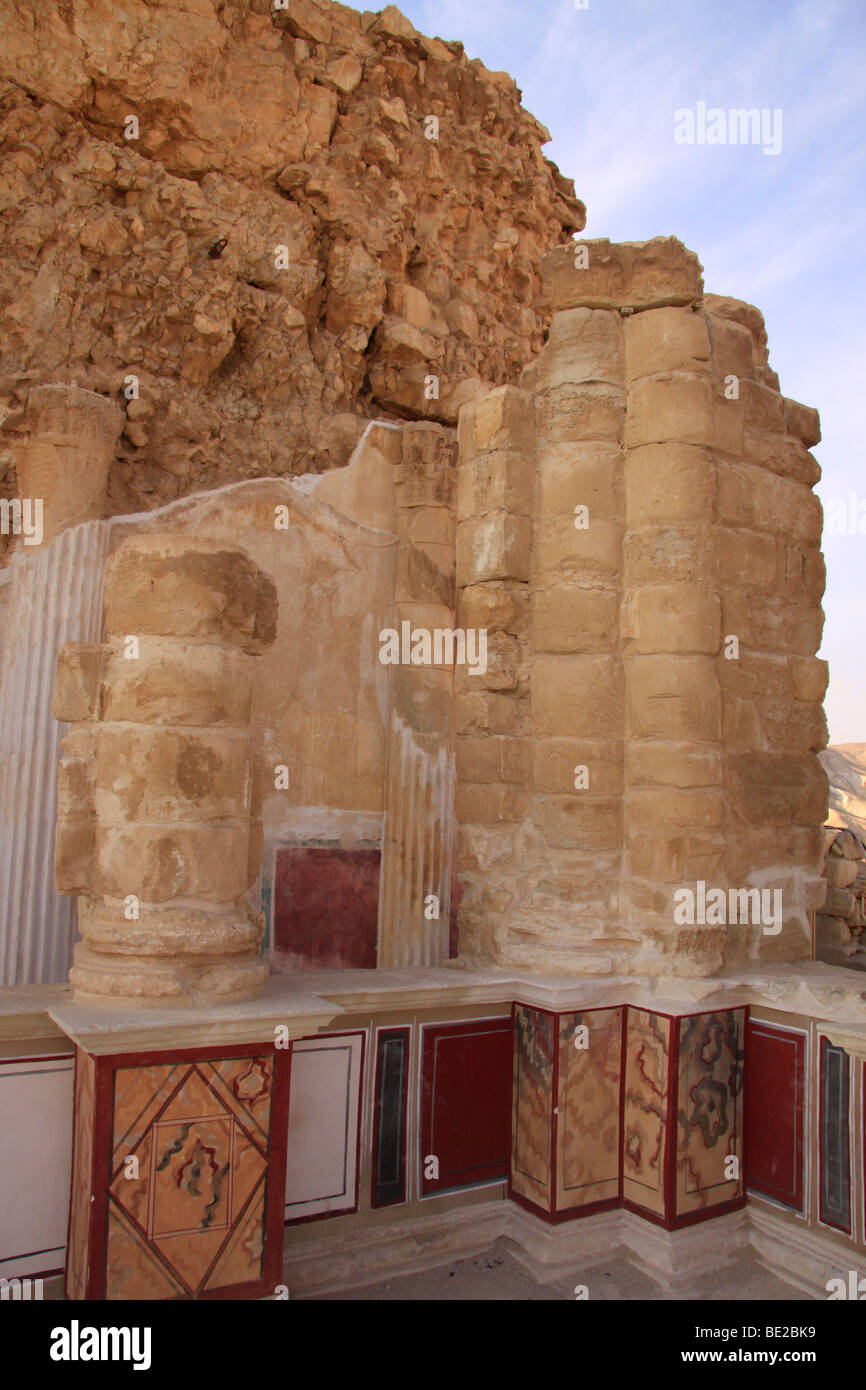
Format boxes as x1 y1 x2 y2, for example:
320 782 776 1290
676 1009 745 1219
622 1008 671 1218
556 1007 622 1212
511 1005 555 1212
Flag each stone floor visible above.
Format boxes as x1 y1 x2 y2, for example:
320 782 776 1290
311 1236 815 1301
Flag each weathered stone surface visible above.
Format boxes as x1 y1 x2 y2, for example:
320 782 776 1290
534 796 621 850
94 727 251 824
537 442 622 520
630 586 720 655
536 382 624 446
101 640 253 727
95 823 250 903
456 513 532 583
52 644 105 723
533 587 619 653
627 742 721 788
51 531 275 1005
784 397 821 447
704 312 755 382
625 443 713 523
790 656 829 702
534 307 623 391
624 307 710 381
16 385 123 545
0 0 583 548
540 237 703 312
532 741 623 796
457 386 537 458
728 752 828 827
533 656 623 738
703 294 769 367
627 655 720 741
104 536 278 651
626 375 714 448
457 450 535 518
825 857 858 890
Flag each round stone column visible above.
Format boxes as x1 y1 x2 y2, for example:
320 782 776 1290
52 535 277 1006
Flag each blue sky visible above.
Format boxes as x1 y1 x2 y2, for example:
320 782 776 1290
397 0 866 743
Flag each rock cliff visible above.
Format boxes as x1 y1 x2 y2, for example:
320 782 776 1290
0 0 584 536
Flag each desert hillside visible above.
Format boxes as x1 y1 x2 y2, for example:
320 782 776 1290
820 744 866 836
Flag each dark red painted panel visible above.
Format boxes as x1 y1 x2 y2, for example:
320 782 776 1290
273 847 380 970
745 1020 804 1211
420 1019 512 1194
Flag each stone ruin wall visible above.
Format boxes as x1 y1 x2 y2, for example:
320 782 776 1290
816 826 866 968
0 1 829 995
0 0 583 556
454 238 828 979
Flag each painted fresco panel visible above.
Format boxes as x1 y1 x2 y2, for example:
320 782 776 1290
819 1037 851 1234
372 1028 409 1209
622 1008 671 1218
105 1054 275 1298
745 1019 804 1211
421 1019 511 1195
556 1008 622 1212
0 1053 74 1283
273 847 380 970
676 1009 745 1218
285 1033 364 1220
511 1005 555 1212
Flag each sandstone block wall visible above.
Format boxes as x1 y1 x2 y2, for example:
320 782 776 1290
52 535 278 1005
455 238 828 977
816 826 866 968
0 0 583 552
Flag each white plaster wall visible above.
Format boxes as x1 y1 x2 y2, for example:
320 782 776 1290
0 1054 74 1280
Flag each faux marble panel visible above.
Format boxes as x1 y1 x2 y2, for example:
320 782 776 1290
622 1008 670 1218
511 1005 555 1212
676 1009 745 1218
65 1046 283 1301
556 1008 622 1212
106 1055 273 1298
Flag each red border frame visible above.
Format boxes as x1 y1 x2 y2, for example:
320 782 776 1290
370 1026 410 1210
68 1040 291 1301
283 1029 366 1227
